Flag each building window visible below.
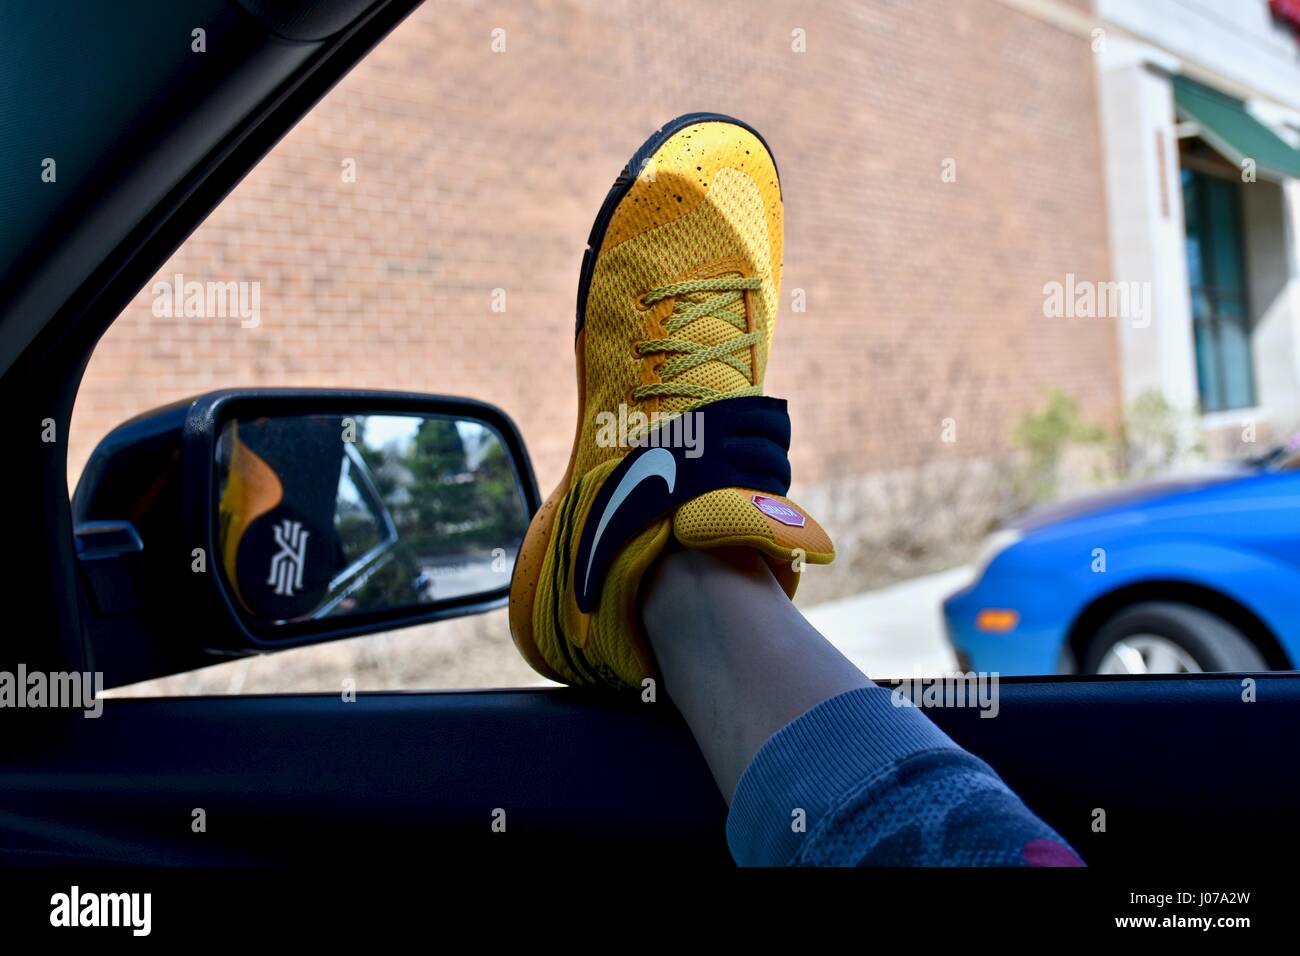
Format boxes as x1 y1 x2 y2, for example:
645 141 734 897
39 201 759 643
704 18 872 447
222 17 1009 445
1181 166 1255 413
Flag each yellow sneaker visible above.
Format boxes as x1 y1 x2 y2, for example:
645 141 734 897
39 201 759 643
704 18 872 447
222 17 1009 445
509 114 834 688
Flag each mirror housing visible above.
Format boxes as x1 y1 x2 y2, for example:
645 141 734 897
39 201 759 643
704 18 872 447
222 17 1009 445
73 389 540 686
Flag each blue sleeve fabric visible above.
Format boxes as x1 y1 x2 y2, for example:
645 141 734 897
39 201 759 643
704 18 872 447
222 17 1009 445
726 686 1084 867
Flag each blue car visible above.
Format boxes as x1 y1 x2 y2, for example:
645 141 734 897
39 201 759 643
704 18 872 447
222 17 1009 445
944 440 1300 675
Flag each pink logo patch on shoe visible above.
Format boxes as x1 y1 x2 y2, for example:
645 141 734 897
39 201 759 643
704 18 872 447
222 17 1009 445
751 495 805 527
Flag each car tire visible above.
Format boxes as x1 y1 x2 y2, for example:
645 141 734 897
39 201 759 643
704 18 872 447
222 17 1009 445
1083 601 1267 674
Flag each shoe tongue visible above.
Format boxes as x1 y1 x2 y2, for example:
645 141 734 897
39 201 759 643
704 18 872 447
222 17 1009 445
657 293 755 416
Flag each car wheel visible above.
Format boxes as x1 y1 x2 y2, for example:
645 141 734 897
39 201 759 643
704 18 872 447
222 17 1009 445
1084 602 1267 674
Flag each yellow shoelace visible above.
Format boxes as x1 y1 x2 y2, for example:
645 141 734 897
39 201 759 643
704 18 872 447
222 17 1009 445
633 276 762 411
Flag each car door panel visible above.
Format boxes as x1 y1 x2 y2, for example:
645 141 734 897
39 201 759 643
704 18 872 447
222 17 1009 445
2 676 1296 866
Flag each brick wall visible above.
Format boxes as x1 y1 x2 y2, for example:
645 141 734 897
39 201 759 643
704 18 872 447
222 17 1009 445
71 0 1118 505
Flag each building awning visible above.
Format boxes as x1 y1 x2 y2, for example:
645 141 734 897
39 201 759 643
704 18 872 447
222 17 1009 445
1172 75 1300 180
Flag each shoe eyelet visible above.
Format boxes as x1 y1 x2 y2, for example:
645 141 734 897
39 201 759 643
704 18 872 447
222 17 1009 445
635 292 652 312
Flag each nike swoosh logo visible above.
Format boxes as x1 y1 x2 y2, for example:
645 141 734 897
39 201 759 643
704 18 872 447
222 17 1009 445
582 447 677 598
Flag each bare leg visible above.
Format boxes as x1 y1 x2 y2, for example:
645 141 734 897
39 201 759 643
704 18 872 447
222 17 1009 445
642 545 870 802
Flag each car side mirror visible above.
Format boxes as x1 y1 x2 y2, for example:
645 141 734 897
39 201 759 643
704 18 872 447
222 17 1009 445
73 390 540 686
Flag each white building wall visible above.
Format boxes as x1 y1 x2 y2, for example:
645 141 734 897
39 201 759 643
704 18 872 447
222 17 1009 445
1095 60 1199 415
1093 0 1300 453
1245 179 1300 434
1097 0 1300 112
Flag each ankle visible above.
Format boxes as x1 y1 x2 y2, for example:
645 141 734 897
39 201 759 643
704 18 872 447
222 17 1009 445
643 546 783 644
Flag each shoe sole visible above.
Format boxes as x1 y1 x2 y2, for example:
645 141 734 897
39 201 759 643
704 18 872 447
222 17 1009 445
511 113 780 682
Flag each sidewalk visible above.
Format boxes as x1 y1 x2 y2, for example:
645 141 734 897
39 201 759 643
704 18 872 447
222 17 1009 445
805 566 974 680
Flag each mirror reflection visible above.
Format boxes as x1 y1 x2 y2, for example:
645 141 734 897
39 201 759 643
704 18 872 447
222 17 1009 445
216 413 528 626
